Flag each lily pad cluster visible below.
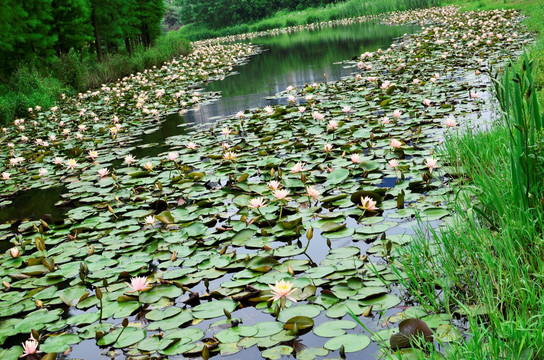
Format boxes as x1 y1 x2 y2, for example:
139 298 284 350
0 6 530 360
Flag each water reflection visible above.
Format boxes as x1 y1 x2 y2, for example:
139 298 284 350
134 21 418 158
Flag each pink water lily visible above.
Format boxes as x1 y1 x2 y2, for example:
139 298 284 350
248 198 266 209
268 279 297 302
425 157 439 173
20 340 41 358
324 143 333 152
268 180 281 191
97 168 110 178
360 196 378 211
291 162 305 174
10 247 20 258
124 154 136 165
306 186 321 200
126 276 152 293
388 159 400 169
390 139 402 148
444 117 457 127
273 189 290 200
351 153 361 164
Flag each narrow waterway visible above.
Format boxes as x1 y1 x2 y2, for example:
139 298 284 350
0 21 417 232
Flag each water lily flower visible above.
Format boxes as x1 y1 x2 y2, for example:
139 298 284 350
298 106 306 113
66 159 78 170
126 276 152 293
324 143 333 152
186 142 198 150
2 172 11 180
393 110 402 118
425 157 439 173
143 162 154 171
268 279 297 302
248 197 266 209
223 151 237 162
38 168 48 177
120 154 136 166
291 162 306 174
306 186 321 200
444 117 457 127
342 106 351 113
268 180 281 191
470 92 479 99
222 143 231 150
351 153 361 163
167 152 179 161
388 159 400 168
54 157 63 165
273 189 290 201
390 139 402 148
422 99 432 106
144 215 156 226
264 106 274 115
221 128 232 137
360 196 378 211
10 247 19 258
382 116 391 124
97 168 110 178
327 120 338 131
312 111 324 121
236 111 244 119
20 340 41 358
87 150 99 161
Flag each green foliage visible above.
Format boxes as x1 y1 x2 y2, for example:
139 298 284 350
177 0 440 41
0 36 190 124
397 30 544 360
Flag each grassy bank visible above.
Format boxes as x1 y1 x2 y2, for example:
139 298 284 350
397 1 544 358
0 33 190 125
178 0 440 41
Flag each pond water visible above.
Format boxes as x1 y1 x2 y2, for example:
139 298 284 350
0 7 528 360
1 21 417 235
62 21 419 360
134 21 418 158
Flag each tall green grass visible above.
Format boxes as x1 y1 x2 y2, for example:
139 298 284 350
178 0 440 41
0 33 190 124
396 56 544 359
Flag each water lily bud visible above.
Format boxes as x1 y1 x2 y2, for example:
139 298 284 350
122 318 129 327
340 345 346 358
170 251 177 261
362 305 373 317
2 280 10 289
301 173 306 183
223 308 231 319
306 227 313 240
327 238 331 248
10 247 20 258
370 132 374 141
270 168 275 177
288 264 295 276
88 246 94 255
204 278 209 289
202 345 210 360
96 287 103 300
108 205 114 214
35 299 43 308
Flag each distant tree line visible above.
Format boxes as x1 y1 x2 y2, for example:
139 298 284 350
0 0 165 75
175 0 342 28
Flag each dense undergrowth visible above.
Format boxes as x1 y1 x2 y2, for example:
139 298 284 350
177 0 440 41
397 1 544 357
0 34 190 125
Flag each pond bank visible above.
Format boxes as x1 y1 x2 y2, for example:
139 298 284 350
0 6 534 360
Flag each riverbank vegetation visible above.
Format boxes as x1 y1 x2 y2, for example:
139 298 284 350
0 0 190 125
396 0 544 358
177 0 440 40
